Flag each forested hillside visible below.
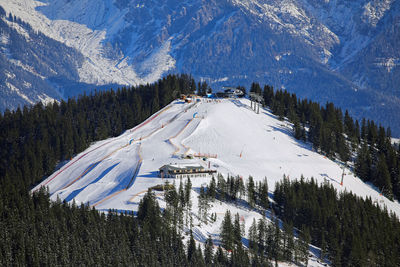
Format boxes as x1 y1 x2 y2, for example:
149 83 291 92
1 75 400 266
0 75 200 266
253 83 400 200
0 74 196 189
274 178 400 266
0 74 302 266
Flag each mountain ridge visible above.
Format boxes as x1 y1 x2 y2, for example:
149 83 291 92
1 0 399 134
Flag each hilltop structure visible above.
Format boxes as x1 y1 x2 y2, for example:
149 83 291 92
159 163 216 179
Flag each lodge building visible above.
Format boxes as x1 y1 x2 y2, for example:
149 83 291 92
159 163 216 179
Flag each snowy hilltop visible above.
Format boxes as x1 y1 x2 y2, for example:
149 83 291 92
32 97 400 266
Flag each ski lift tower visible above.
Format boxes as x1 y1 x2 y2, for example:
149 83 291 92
340 164 347 186
249 92 263 114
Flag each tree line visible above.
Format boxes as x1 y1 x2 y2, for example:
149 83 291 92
249 82 400 200
198 173 309 266
274 177 400 266
0 74 196 190
1 73 400 266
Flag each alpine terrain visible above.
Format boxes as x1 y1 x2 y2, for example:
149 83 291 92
33 96 400 265
2 73 400 265
1 0 400 134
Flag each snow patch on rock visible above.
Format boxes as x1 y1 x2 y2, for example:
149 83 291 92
362 0 393 27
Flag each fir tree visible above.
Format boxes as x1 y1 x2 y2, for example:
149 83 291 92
247 176 256 208
233 213 243 247
375 154 393 199
221 210 234 251
248 218 258 254
204 235 214 265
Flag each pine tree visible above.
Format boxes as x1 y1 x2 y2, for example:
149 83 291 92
355 141 372 182
283 222 294 262
187 230 196 263
248 218 258 254
198 185 210 223
221 210 234 251
214 246 227 265
320 231 327 262
273 217 282 264
250 82 262 95
185 177 192 205
204 235 214 265
375 154 393 199
298 226 310 266
233 213 242 247
247 176 256 208
208 176 216 199
259 178 269 210
257 218 266 256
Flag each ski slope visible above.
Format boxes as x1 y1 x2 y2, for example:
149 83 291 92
34 97 400 216
33 97 400 265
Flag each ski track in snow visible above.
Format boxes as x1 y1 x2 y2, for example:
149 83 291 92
33 98 400 266
34 97 400 217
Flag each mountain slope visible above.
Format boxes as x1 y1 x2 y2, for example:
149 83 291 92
34 97 400 220
2 0 400 134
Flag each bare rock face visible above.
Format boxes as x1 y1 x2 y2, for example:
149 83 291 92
1 0 400 134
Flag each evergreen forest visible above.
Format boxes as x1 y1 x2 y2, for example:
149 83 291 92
274 178 400 266
250 82 400 201
1 75 400 266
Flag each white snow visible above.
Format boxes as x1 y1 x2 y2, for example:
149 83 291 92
9 58 47 79
375 57 400 73
138 37 176 83
32 97 400 265
6 82 34 104
38 94 58 106
392 138 400 145
362 0 393 27
34 98 400 215
2 0 176 87
230 0 339 59
5 19 31 40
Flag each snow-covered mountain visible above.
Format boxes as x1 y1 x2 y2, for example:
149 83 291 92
1 0 400 134
33 97 400 265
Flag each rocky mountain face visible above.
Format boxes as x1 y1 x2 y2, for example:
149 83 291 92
1 0 399 134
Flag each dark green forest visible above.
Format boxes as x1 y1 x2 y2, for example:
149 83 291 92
0 75 201 266
0 74 196 188
200 172 400 266
1 74 400 266
250 82 400 200
274 178 400 266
